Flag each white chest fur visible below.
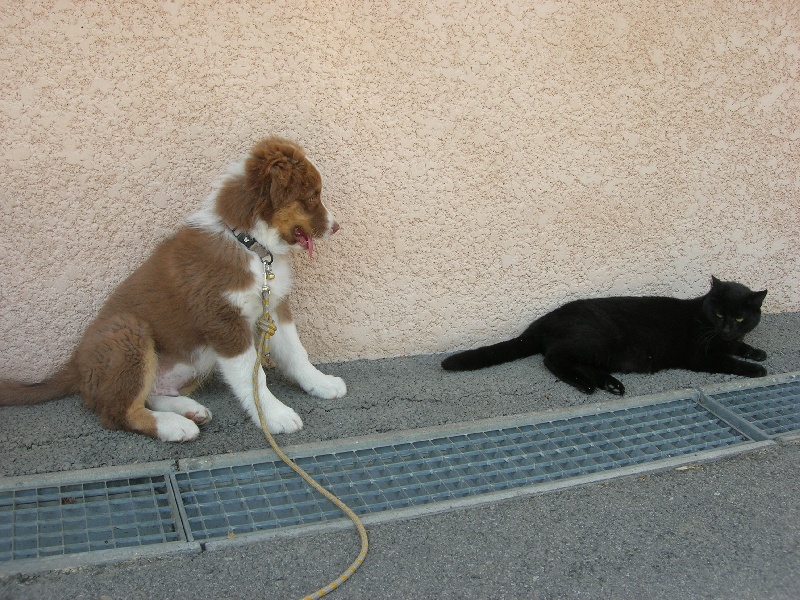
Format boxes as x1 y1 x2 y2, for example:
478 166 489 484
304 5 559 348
226 251 294 324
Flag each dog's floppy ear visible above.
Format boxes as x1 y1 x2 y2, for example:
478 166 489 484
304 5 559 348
248 138 305 208
267 157 297 208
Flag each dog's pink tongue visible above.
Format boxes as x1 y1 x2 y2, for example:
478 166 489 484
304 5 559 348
294 227 313 258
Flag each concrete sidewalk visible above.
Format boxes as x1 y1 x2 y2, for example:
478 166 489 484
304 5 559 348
1 312 798 599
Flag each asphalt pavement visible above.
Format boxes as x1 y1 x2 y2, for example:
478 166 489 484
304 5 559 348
1 312 798 599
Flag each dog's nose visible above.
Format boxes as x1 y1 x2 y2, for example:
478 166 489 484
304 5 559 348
332 221 340 234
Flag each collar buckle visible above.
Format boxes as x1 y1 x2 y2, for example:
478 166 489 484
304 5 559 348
234 231 257 249
230 226 274 264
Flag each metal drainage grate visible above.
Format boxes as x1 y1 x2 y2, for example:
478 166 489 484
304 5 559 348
175 396 745 541
9 374 800 575
706 378 800 437
0 475 182 562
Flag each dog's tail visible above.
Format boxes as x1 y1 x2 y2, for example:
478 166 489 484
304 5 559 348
0 361 80 406
441 322 544 371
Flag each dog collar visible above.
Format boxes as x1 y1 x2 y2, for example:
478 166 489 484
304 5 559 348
229 226 271 258
228 225 275 280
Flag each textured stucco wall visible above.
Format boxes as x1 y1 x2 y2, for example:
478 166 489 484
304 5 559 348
1 1 798 380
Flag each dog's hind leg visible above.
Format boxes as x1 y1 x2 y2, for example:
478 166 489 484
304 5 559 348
147 395 213 425
77 314 201 442
128 397 201 442
148 361 213 424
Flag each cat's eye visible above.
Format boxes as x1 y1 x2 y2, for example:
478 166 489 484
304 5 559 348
715 312 723 318
735 317 744 322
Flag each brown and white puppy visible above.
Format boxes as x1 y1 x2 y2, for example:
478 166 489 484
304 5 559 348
0 137 346 441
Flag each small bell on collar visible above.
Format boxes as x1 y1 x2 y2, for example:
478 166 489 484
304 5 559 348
262 256 276 282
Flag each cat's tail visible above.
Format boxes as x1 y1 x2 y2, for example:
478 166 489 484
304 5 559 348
441 327 543 371
0 361 80 406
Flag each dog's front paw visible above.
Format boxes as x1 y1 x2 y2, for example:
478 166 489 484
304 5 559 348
302 373 347 399
260 402 304 434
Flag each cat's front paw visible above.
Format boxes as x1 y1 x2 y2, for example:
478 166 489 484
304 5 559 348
745 364 768 378
737 343 767 362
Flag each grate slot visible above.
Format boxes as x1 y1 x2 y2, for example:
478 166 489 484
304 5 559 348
175 397 745 541
0 475 182 563
705 379 800 437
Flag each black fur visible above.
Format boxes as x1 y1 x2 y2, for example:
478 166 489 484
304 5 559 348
441 277 768 395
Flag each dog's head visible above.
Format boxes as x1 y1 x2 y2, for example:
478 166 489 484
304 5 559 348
217 136 339 257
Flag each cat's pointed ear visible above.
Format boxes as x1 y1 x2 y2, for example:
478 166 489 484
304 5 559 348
750 289 767 308
710 275 722 292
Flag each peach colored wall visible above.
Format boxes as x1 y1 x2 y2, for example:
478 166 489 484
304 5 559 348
1 1 798 380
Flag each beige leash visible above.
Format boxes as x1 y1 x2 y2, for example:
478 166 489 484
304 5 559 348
251 257 368 599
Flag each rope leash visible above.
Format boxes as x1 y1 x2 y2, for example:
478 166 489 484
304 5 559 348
252 266 368 600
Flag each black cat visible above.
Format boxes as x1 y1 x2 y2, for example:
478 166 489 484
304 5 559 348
441 277 768 395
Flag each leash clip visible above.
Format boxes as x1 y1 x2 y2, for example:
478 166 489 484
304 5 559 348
261 251 275 288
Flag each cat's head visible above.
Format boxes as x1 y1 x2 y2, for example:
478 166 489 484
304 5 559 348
702 276 767 341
